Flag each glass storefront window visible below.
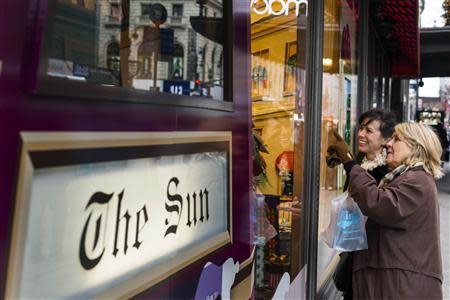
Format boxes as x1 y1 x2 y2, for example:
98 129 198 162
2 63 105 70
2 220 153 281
317 0 359 287
250 1 307 297
251 0 360 296
284 41 297 95
43 0 224 100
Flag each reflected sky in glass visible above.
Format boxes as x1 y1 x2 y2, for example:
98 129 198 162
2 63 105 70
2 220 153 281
421 0 445 28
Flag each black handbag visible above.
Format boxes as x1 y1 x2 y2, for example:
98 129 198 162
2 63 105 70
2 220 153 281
333 252 353 293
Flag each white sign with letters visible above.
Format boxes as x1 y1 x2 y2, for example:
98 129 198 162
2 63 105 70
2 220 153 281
7 132 231 299
250 0 308 16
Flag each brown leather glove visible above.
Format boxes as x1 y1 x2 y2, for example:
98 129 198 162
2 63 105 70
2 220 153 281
326 129 353 167
326 152 343 168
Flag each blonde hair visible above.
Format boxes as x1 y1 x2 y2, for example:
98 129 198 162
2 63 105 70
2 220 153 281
395 122 444 179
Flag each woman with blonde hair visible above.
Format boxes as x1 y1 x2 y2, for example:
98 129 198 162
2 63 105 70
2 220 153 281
327 122 444 299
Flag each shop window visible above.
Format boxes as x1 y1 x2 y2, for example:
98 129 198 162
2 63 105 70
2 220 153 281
35 0 230 108
209 46 215 83
252 49 270 99
110 3 120 21
106 41 120 72
141 3 152 16
250 0 361 296
172 4 183 16
284 41 297 95
317 0 359 287
251 65 268 98
251 3 306 294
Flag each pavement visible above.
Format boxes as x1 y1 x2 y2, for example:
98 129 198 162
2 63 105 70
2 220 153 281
438 162 450 300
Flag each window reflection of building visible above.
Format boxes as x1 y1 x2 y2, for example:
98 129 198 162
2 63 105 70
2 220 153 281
284 41 297 94
50 0 224 99
199 45 206 80
129 0 223 97
251 65 268 97
50 0 97 66
110 3 121 21
252 49 269 98
141 3 152 16
107 40 120 72
210 46 217 84
172 4 183 17
217 50 223 86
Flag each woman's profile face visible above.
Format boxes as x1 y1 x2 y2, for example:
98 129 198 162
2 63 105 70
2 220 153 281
358 119 387 159
385 133 413 168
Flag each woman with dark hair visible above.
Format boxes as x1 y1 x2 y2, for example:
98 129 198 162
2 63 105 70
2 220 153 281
328 122 444 299
327 109 397 299
348 109 397 187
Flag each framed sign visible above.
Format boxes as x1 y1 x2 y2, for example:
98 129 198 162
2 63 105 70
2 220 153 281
6 131 232 299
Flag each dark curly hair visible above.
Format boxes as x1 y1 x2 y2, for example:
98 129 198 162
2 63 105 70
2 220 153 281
358 109 397 139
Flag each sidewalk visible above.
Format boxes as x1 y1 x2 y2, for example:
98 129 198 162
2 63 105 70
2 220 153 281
438 162 450 300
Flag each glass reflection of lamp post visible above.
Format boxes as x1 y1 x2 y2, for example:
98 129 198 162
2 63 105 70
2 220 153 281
410 80 419 121
419 0 425 14
148 4 167 92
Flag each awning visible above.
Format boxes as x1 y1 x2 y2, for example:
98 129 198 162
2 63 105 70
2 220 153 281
189 16 223 44
373 0 420 77
420 27 450 77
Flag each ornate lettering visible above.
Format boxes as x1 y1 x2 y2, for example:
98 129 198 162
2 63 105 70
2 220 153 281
133 205 149 249
79 192 113 270
250 0 308 16
165 179 210 237
164 177 183 237
113 190 130 256
80 189 151 270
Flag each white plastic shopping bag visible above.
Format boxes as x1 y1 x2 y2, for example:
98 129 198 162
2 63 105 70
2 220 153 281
320 192 368 251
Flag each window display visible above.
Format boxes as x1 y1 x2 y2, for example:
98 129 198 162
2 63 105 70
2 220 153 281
317 0 359 285
250 0 360 296
250 2 307 298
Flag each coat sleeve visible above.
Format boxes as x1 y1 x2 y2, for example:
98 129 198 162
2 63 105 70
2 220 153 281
347 166 428 229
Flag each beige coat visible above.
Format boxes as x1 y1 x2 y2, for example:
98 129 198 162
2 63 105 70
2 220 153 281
347 165 443 299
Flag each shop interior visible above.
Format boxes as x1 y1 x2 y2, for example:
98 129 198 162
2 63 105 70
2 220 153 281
250 0 359 297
